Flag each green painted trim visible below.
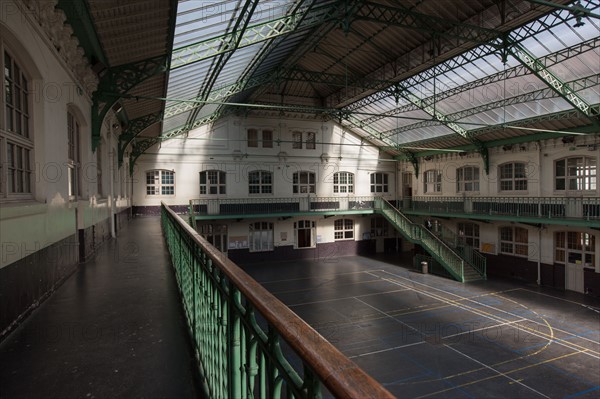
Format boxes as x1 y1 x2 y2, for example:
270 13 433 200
56 0 107 66
194 210 375 220
402 210 600 228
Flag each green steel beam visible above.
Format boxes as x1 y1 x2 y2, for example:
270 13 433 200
394 108 599 159
524 0 600 19
356 1 500 44
385 74 599 138
169 2 339 70
118 112 163 167
507 40 599 123
341 1 594 112
186 0 261 128
194 209 376 221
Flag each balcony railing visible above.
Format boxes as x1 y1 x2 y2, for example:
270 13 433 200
406 196 600 220
161 203 394 399
190 196 377 217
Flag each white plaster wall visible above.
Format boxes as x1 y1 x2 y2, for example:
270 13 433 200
0 2 129 267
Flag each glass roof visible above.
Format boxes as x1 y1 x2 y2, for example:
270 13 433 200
161 0 599 151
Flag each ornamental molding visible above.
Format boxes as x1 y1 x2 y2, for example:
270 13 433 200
21 0 99 96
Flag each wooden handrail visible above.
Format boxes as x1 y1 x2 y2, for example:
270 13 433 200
163 203 395 399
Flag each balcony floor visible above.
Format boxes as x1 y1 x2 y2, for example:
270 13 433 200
0 217 200 398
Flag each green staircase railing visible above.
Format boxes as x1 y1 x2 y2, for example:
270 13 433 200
375 198 485 282
161 203 394 399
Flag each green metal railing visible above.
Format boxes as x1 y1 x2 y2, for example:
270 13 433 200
407 196 600 220
161 203 394 399
375 198 474 282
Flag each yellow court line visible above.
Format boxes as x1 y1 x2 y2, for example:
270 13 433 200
415 349 586 399
374 270 600 358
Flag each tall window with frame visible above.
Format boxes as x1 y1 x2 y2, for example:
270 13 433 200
499 162 527 191
293 171 315 194
555 157 596 192
1 49 33 199
456 166 480 192
370 173 388 193
423 169 442 193
67 111 81 199
333 172 354 193
248 170 272 194
555 231 595 268
371 217 389 237
305 131 316 149
499 226 528 257
457 222 480 248
146 170 175 195
334 219 354 240
249 222 274 252
292 131 302 149
200 170 226 195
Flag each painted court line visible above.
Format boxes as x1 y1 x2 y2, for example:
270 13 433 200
374 270 600 359
288 288 409 307
256 268 385 284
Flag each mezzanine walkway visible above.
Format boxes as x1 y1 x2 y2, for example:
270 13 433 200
0 217 199 399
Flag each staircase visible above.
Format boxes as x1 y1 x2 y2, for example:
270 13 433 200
375 198 486 282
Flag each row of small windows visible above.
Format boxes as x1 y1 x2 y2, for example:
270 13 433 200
248 129 316 150
423 158 596 193
146 170 390 196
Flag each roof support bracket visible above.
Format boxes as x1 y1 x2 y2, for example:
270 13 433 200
118 112 163 167
91 55 169 151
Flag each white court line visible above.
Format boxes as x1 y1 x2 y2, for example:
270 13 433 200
519 288 600 314
373 270 600 358
349 340 425 359
288 288 409 307
437 344 552 399
257 269 385 284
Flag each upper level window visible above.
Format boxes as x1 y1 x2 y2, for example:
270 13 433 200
370 173 388 193
292 131 316 149
200 170 226 195
248 129 273 148
146 170 175 195
499 162 527 191
499 226 528 257
293 171 315 194
555 157 596 191
1 49 33 198
458 222 479 248
333 172 354 193
249 222 274 252
67 111 81 198
334 219 354 240
457 166 479 192
423 170 441 193
249 170 272 194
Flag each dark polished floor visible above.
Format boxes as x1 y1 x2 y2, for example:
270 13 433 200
0 217 199 399
241 254 600 399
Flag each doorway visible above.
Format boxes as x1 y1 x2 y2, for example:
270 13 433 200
295 220 315 248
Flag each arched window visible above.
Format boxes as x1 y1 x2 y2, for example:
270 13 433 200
499 162 527 191
249 222 274 252
456 166 479 192
146 170 175 195
423 169 442 193
1 47 33 198
555 156 596 191
249 170 272 194
333 172 354 193
293 171 315 194
200 170 226 195
334 219 354 240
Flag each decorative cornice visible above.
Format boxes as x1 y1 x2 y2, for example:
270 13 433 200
21 0 99 96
